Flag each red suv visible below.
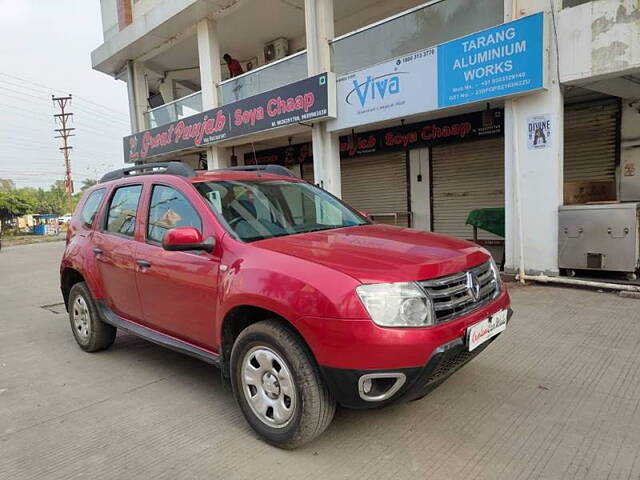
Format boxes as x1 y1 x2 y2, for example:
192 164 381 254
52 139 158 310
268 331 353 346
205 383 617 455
60 162 511 448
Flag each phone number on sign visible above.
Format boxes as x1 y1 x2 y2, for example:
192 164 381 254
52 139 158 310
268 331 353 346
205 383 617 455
398 48 435 65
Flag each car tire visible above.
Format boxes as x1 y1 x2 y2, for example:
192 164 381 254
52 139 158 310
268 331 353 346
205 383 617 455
230 319 336 449
68 282 116 352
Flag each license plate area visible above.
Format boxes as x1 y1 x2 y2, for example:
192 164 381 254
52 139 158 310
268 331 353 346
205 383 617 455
466 309 508 351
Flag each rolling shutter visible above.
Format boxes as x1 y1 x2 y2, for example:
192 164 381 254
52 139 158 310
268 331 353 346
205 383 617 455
341 152 409 226
301 152 409 226
302 162 315 183
564 100 619 183
431 137 504 241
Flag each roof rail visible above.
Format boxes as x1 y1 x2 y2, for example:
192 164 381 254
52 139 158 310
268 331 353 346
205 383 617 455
222 165 296 177
100 162 196 183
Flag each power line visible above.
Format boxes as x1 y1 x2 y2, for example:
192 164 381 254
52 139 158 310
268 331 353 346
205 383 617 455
52 95 74 212
0 103 128 133
0 71 129 117
0 85 130 127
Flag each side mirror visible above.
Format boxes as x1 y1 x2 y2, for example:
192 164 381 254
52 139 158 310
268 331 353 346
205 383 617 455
162 227 215 253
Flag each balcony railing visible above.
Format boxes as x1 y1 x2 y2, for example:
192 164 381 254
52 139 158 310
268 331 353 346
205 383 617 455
219 50 308 105
145 91 203 129
330 0 504 74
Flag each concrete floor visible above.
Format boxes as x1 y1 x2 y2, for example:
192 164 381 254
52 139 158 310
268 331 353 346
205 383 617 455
1 242 640 479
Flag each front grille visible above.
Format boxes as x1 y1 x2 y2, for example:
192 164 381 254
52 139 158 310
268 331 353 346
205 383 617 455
419 260 500 323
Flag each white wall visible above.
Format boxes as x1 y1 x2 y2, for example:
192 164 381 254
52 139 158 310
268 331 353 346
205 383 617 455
100 0 119 42
559 0 640 84
132 0 162 20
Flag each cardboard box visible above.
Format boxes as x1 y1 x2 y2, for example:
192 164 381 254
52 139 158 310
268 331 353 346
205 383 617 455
564 181 616 205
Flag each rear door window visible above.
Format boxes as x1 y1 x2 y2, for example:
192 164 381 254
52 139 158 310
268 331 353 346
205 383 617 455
80 189 106 228
147 185 202 244
105 185 143 237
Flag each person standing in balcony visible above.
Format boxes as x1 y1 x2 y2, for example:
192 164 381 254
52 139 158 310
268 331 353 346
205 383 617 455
224 53 244 78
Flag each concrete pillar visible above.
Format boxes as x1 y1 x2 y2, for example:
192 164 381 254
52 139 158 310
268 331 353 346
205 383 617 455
305 0 341 196
130 61 148 132
504 0 564 276
197 17 227 170
158 78 176 103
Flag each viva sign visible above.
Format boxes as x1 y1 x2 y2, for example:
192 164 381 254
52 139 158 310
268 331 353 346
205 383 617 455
328 12 545 132
349 73 402 108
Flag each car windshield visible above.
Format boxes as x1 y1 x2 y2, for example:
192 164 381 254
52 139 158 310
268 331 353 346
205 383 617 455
195 179 368 242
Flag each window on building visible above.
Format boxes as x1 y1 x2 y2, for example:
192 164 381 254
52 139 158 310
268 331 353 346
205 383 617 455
106 185 142 237
147 185 202 244
563 0 591 7
81 189 106 228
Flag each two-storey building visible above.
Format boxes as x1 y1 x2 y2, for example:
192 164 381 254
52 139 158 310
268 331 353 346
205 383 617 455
92 0 640 278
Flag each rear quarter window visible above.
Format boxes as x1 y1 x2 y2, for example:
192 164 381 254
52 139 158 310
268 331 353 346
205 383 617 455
80 189 106 228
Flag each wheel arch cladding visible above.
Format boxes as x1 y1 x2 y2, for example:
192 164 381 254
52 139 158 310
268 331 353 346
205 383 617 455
220 305 317 378
61 268 85 310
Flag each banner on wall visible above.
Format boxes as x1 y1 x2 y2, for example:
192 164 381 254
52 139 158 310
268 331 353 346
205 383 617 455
124 73 333 162
246 109 503 165
328 12 545 132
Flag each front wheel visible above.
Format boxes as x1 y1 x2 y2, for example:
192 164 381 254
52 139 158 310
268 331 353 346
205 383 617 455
230 319 336 449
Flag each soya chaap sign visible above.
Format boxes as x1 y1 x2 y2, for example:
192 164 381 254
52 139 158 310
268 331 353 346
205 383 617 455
125 73 334 162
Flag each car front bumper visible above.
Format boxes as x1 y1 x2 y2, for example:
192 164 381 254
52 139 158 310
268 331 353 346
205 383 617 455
319 308 513 409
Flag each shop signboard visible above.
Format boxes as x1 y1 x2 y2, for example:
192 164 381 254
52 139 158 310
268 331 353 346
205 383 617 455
328 12 545 132
124 73 334 163
437 12 545 108
246 109 503 165
327 48 438 133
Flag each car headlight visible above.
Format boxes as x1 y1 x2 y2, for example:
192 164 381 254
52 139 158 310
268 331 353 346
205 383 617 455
489 257 502 287
356 282 434 327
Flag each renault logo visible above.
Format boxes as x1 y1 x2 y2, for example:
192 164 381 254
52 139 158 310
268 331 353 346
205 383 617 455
466 272 481 301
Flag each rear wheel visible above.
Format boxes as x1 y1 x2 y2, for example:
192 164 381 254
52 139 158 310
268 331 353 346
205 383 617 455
68 282 116 352
230 319 336 449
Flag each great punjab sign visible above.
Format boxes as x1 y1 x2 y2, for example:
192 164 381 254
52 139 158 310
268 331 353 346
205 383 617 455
328 12 545 132
124 73 333 162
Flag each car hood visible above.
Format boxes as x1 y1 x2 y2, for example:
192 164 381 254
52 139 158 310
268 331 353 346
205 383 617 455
255 224 491 284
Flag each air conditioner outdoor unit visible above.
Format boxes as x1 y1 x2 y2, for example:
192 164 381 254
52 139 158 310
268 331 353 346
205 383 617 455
264 37 289 63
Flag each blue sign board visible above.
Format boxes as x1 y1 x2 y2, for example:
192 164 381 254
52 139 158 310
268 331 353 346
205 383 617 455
437 12 545 108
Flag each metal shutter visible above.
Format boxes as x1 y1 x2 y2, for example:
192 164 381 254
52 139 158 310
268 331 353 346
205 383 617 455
431 137 505 240
302 162 315 184
341 152 409 226
301 152 409 226
564 100 619 183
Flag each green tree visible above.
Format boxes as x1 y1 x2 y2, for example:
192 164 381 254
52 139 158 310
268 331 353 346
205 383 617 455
80 178 98 191
0 178 16 192
0 190 35 228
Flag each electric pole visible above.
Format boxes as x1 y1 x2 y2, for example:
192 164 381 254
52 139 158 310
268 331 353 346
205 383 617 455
52 94 75 214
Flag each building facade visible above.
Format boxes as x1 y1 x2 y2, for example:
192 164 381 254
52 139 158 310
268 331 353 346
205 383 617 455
92 0 640 276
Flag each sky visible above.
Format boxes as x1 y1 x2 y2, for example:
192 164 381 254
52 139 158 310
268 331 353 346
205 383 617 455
0 0 130 188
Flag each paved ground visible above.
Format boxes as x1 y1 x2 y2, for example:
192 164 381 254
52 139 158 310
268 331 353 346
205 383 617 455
2 242 640 479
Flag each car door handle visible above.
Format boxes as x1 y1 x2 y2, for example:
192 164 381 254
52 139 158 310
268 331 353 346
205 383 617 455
136 259 151 269
93 248 103 256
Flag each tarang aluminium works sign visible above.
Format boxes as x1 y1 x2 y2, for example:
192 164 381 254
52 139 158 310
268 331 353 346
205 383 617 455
328 12 545 132
124 73 333 162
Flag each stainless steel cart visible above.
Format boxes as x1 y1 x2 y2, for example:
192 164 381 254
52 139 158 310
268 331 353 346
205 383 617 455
558 203 640 276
